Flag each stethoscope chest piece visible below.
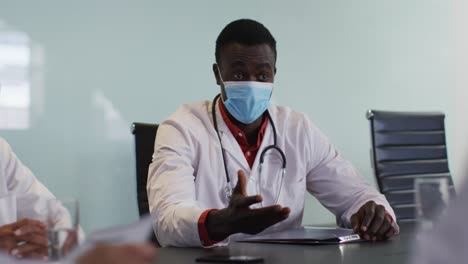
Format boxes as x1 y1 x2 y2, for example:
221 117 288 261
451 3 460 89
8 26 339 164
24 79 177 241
224 185 233 200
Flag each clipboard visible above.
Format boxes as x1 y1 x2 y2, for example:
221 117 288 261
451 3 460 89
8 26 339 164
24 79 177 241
237 226 362 245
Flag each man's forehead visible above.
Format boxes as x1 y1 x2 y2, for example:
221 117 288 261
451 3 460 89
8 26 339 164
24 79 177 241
220 42 275 66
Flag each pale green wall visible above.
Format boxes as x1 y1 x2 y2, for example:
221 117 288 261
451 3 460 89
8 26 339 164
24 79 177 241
0 0 456 232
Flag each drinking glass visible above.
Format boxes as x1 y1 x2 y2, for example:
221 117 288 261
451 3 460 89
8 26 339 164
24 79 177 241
415 178 450 229
46 198 79 261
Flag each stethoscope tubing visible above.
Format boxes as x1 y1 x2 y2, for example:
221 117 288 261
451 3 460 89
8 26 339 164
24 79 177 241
211 94 287 204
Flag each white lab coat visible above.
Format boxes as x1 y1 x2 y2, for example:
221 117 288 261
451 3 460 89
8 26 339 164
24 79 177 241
147 100 398 247
0 138 72 230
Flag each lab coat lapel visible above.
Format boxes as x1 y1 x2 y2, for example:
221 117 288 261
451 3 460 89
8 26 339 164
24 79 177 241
249 118 273 182
210 100 250 173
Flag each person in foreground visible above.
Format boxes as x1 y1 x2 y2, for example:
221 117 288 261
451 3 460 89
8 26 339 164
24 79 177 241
0 138 74 259
411 167 468 263
76 243 156 264
147 19 399 247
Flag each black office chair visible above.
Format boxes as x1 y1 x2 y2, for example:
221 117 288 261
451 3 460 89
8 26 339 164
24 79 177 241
131 122 159 244
366 110 455 222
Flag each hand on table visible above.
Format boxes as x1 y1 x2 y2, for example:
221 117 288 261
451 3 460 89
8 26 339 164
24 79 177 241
206 170 290 241
351 201 397 241
0 222 17 254
0 218 48 259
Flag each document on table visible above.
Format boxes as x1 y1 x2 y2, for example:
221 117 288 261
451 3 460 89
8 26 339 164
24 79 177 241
86 214 153 244
64 215 154 262
237 226 362 245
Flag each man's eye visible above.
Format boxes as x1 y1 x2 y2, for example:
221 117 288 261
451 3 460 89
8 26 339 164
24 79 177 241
233 73 244 80
259 73 269 81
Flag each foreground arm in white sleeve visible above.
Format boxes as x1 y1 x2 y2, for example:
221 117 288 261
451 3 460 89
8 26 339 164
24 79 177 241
0 138 73 229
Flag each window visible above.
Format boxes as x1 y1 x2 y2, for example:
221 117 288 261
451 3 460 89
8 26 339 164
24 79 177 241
0 29 31 129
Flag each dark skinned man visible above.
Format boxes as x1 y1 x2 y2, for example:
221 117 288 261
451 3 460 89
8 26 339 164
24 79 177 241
147 19 398 247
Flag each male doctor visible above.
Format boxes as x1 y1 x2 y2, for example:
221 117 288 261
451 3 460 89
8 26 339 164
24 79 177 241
147 19 399 247
0 138 72 258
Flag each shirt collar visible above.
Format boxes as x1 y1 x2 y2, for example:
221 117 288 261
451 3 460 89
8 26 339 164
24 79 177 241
218 99 268 148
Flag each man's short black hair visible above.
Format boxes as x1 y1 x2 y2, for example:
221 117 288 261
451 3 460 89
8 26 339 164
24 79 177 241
215 19 277 64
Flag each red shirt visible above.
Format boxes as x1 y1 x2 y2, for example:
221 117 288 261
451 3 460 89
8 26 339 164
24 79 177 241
197 100 268 246
218 100 268 168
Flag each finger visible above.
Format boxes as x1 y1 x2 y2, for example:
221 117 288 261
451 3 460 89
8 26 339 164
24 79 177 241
350 213 361 233
0 237 17 252
11 244 45 258
360 202 376 232
367 205 386 238
281 207 291 215
0 227 15 237
233 170 248 196
246 205 290 223
12 219 46 230
14 224 46 237
16 233 48 247
28 252 48 261
384 226 397 239
15 219 46 229
244 206 290 234
62 231 79 255
231 195 262 208
375 217 392 238
21 248 48 259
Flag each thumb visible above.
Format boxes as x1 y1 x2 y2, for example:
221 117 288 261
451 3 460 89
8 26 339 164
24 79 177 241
233 170 247 196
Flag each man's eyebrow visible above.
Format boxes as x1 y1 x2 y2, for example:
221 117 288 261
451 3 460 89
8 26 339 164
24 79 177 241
230 61 247 68
256 63 272 69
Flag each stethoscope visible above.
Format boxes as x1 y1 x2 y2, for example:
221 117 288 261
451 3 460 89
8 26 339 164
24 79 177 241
211 94 287 206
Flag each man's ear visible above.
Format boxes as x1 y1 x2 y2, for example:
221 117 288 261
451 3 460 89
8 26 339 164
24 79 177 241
213 63 221 85
274 66 277 75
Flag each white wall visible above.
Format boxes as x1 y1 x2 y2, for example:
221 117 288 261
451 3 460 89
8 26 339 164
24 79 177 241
0 0 460 232
454 0 468 186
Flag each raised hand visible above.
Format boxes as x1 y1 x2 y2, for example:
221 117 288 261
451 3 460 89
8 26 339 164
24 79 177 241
206 170 290 241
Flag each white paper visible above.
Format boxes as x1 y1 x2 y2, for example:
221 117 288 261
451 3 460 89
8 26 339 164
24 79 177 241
62 215 153 263
86 215 153 244
238 226 360 244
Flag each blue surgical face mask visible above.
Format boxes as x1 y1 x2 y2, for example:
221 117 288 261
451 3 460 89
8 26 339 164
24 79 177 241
217 67 273 124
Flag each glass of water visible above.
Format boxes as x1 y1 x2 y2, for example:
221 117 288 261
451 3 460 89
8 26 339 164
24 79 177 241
415 178 450 229
46 198 80 261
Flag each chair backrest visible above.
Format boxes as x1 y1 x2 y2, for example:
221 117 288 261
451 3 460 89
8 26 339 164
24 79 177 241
131 122 159 216
131 122 160 245
366 110 454 222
